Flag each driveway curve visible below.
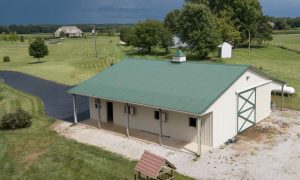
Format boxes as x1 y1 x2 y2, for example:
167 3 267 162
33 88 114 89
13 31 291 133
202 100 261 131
0 71 89 122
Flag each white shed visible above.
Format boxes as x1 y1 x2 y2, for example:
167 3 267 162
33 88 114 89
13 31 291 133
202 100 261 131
218 42 233 59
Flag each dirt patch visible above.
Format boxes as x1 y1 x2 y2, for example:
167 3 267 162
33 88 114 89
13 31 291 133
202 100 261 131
23 150 46 168
232 117 291 156
238 126 279 143
237 118 290 144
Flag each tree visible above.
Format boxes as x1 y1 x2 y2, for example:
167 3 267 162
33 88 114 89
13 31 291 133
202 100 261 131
133 20 163 53
28 37 49 62
164 9 181 34
216 11 241 45
119 26 137 46
159 27 173 53
178 3 221 57
59 31 65 38
255 16 273 43
185 0 269 43
20 35 25 42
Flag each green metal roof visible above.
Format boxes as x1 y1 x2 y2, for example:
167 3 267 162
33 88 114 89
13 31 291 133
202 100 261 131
174 50 186 57
68 59 250 115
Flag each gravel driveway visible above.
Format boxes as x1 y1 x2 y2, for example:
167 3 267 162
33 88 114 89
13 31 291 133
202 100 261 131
0 71 89 121
52 109 300 180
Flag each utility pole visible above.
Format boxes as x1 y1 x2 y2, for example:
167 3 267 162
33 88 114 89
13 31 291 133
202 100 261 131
93 25 97 57
248 29 251 53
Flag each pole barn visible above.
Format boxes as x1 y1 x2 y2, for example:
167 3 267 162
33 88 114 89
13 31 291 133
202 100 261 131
69 53 286 156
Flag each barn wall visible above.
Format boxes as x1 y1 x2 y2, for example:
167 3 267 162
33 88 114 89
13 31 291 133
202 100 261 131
89 98 199 143
89 97 107 122
203 69 277 148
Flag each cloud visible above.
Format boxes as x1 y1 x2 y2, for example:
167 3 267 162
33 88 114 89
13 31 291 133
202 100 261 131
0 0 299 24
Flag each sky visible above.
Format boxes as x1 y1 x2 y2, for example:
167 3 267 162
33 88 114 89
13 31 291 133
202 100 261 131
0 0 299 25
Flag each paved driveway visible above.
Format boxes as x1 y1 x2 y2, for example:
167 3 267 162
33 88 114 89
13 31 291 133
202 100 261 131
0 71 89 121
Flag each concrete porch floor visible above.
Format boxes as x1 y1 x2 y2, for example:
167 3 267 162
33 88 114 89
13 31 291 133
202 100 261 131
80 119 211 155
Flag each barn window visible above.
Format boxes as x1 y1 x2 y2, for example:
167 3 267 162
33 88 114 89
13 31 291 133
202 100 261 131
189 117 197 127
154 111 160 120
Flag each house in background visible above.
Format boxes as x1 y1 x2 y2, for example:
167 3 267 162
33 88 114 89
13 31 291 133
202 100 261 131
68 52 285 156
218 42 233 59
172 35 187 49
54 26 83 38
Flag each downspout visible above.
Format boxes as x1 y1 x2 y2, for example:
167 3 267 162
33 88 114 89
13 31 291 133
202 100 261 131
72 94 78 124
159 109 163 146
97 98 101 129
281 85 285 111
197 115 202 157
126 103 130 137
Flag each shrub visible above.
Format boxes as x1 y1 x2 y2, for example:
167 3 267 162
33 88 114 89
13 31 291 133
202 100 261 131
20 35 25 42
3 56 10 62
0 108 32 130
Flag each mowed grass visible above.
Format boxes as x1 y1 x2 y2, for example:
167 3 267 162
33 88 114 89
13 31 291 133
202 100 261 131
0 36 123 85
0 82 192 180
227 45 300 110
271 34 300 52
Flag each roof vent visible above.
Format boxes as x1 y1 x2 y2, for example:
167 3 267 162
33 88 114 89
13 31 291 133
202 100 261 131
172 50 186 63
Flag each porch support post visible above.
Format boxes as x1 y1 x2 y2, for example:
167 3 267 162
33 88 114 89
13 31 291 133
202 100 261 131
72 94 78 124
197 116 201 157
126 103 130 137
97 98 101 129
281 85 284 111
159 109 163 146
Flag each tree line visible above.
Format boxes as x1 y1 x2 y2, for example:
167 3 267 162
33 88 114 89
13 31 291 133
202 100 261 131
121 0 273 57
0 24 130 34
267 16 300 30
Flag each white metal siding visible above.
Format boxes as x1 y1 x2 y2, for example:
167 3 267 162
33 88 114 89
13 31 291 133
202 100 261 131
203 69 278 148
201 113 213 146
256 84 272 122
89 98 199 143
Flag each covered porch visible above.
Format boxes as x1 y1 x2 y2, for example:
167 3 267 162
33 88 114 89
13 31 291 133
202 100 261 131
80 118 211 155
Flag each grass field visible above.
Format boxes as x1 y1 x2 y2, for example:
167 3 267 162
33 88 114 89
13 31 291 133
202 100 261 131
0 36 123 85
0 82 191 180
271 34 300 52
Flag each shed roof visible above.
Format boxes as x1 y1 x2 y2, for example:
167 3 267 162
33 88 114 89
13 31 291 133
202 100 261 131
57 26 83 34
135 151 176 179
174 50 186 57
218 42 233 48
69 59 252 115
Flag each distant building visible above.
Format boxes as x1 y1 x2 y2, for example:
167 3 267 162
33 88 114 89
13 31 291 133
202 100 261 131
54 26 83 38
172 35 187 48
218 42 233 59
268 22 275 29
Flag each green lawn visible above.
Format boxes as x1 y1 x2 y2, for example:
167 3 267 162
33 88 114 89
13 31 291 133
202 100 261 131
0 82 192 180
270 34 300 52
228 46 299 110
0 36 123 85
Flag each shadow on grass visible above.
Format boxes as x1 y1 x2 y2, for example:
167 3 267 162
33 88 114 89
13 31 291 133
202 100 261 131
123 47 227 62
28 61 47 64
237 44 266 49
125 49 171 57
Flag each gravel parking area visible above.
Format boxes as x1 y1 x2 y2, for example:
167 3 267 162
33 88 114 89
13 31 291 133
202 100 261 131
52 110 300 180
